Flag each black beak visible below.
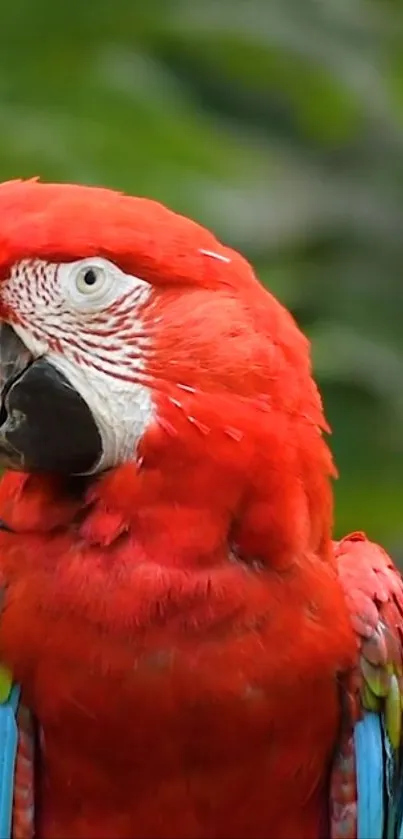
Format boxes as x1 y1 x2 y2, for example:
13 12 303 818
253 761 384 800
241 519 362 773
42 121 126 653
0 323 102 474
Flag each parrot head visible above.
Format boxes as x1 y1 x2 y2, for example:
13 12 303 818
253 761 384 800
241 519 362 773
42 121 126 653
0 178 334 563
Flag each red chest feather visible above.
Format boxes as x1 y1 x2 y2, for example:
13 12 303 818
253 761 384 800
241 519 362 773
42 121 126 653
0 510 355 839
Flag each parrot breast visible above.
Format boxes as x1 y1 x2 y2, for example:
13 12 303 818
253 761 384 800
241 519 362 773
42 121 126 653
0 469 357 839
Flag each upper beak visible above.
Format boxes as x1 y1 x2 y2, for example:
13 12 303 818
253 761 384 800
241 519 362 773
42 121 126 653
0 323 34 468
0 323 33 394
0 322 102 474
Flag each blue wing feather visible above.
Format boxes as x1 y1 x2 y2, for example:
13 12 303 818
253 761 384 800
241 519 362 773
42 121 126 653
354 712 384 839
0 683 20 839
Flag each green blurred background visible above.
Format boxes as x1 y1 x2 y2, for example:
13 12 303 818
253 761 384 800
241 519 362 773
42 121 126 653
1 0 403 552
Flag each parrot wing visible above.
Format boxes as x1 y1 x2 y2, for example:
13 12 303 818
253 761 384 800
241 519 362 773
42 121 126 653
331 531 403 839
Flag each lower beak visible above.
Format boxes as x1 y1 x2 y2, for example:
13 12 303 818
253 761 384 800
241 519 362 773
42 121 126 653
0 323 102 474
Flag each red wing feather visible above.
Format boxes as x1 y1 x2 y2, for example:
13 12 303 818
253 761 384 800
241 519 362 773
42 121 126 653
335 532 403 718
330 531 403 839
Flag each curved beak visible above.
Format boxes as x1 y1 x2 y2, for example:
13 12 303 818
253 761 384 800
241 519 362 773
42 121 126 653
0 323 33 395
0 323 102 474
0 323 33 469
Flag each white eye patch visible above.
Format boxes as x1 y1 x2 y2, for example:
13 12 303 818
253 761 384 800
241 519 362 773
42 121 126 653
60 256 150 313
3 255 155 472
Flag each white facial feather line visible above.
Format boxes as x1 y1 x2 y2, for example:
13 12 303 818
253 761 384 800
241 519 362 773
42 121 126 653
48 352 154 471
199 249 231 264
3 256 155 472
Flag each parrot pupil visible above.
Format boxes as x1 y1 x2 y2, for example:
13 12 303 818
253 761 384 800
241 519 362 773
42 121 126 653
83 269 97 286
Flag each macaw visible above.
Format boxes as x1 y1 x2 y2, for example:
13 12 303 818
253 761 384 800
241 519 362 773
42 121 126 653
0 179 399 839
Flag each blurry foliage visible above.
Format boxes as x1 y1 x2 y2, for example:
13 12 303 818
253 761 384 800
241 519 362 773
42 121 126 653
0 0 402 548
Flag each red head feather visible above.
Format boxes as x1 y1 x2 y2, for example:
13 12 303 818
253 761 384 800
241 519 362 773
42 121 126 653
0 178 324 415
0 178 334 567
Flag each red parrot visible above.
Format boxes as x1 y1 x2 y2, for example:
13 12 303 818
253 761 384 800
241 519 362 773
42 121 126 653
0 179 399 839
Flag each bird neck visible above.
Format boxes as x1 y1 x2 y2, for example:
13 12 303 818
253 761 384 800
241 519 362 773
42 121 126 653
0 397 335 572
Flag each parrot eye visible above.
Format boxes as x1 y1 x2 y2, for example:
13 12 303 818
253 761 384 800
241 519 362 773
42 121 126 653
63 256 148 313
75 264 107 297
